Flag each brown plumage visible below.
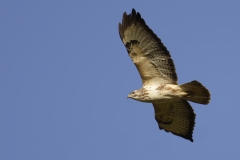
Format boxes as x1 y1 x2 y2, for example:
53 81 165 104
119 9 177 85
119 9 211 142
153 100 195 141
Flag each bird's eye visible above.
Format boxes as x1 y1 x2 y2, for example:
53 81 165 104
132 91 135 94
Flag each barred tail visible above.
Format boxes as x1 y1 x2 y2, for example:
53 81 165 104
180 80 211 104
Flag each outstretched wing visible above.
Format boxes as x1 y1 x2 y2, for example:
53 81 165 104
153 100 196 142
119 9 178 85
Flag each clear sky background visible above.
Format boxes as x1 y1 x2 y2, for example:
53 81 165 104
1 0 240 159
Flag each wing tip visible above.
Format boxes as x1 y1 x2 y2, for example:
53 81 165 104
160 126 194 142
118 8 143 40
118 23 122 40
154 100 195 142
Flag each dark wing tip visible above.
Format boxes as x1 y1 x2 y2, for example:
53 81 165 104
118 23 122 40
190 138 194 142
118 8 171 55
161 123 195 142
132 8 136 13
118 8 143 41
154 100 195 142
157 119 195 142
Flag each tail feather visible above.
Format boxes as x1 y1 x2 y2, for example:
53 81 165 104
180 80 210 104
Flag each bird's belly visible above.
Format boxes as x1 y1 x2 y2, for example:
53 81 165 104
149 92 179 103
144 84 182 103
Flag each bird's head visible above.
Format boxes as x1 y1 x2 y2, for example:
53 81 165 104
127 90 142 100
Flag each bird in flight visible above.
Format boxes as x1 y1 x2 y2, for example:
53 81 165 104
118 9 211 142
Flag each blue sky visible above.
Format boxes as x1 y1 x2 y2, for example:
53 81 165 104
1 0 240 159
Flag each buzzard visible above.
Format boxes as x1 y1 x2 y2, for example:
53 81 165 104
118 9 211 142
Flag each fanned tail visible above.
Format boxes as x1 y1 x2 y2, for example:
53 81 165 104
180 80 210 104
